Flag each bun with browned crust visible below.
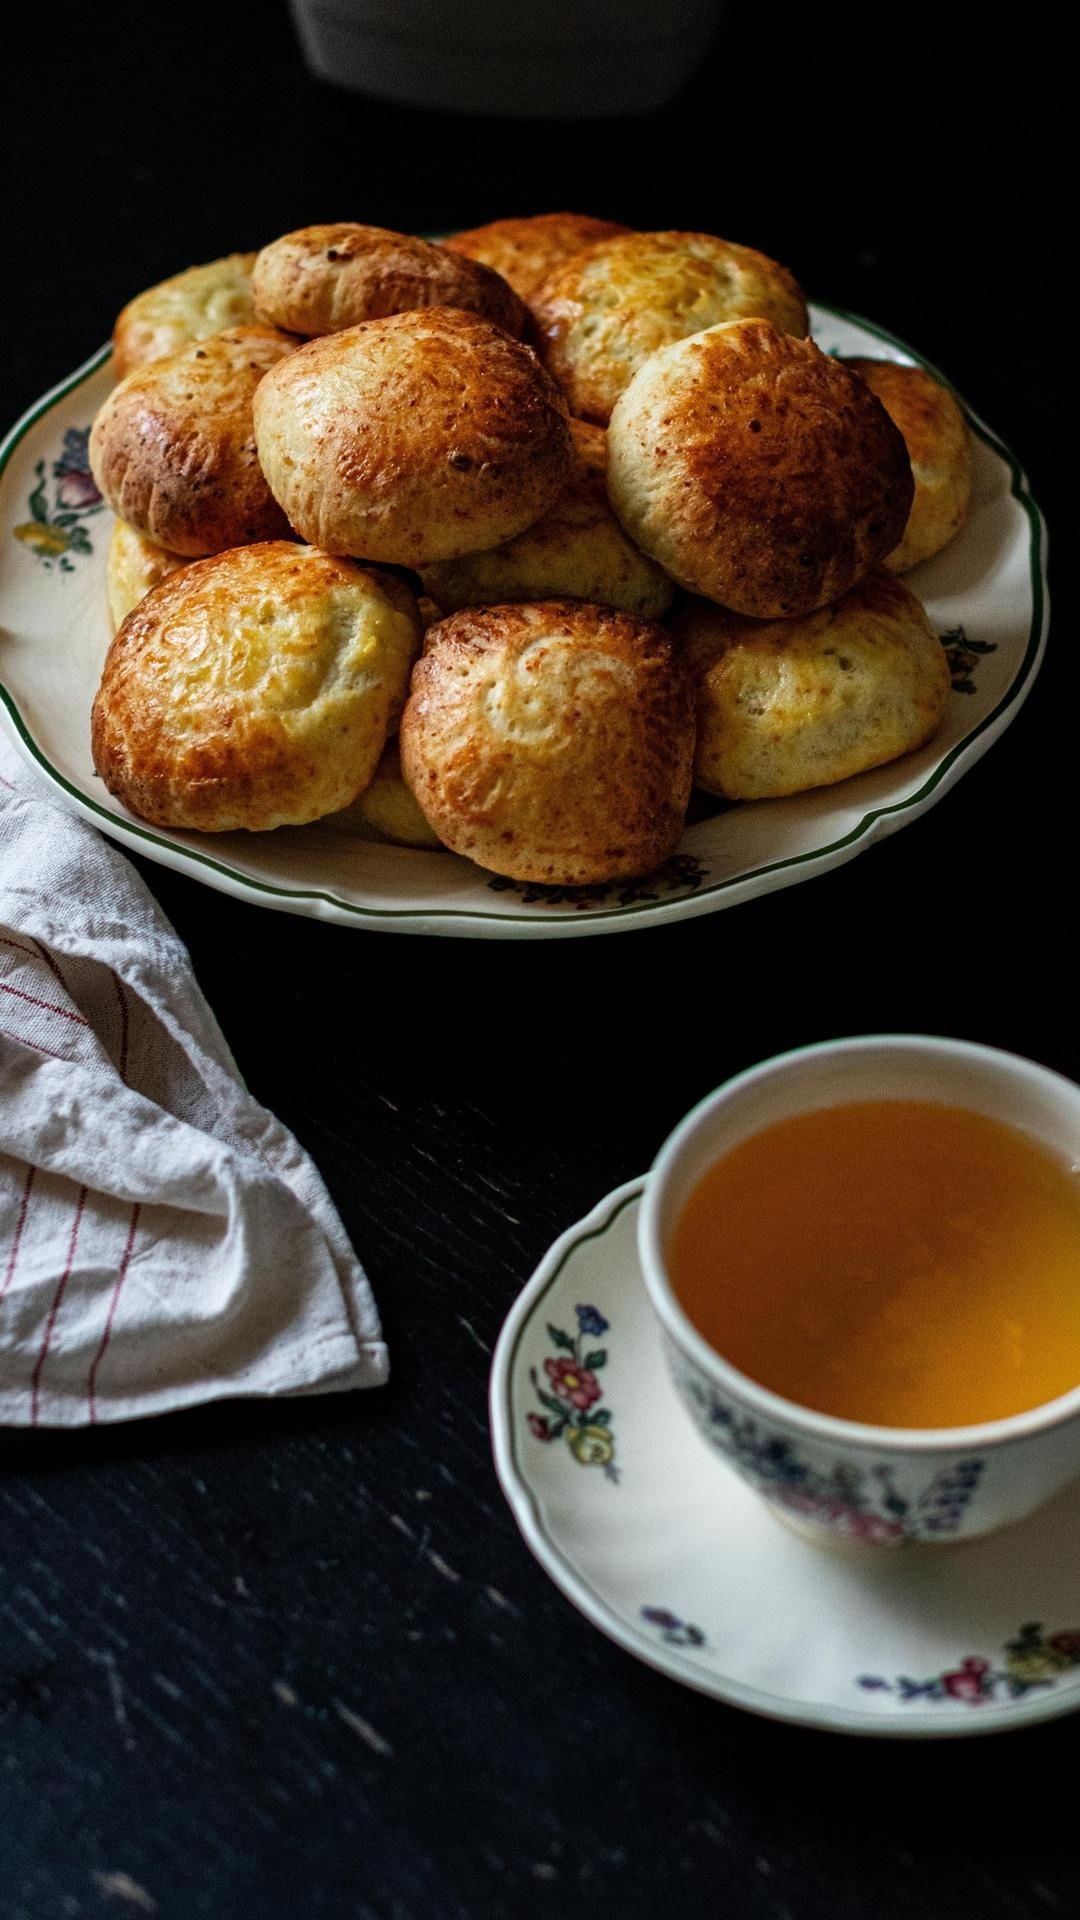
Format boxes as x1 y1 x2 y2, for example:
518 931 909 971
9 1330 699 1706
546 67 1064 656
399 599 694 883
531 229 808 424
253 308 573 566
253 224 524 338
607 318 913 619
681 568 950 799
90 326 296 557
92 542 421 832
843 358 973 572
420 419 672 618
112 254 258 377
443 213 632 306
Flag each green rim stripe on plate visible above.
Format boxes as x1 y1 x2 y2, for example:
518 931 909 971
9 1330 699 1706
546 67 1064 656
0 311 1047 926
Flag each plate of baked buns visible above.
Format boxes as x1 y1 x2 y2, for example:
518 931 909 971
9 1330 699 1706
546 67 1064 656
0 216 1047 938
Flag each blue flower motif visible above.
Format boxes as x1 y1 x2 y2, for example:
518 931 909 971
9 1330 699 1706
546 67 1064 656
54 425 92 478
575 1304 609 1336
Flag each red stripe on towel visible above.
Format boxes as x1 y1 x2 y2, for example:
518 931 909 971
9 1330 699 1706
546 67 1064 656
0 1163 36 1307
30 1185 87 1424
111 970 130 1084
87 1203 141 1424
0 979 88 1025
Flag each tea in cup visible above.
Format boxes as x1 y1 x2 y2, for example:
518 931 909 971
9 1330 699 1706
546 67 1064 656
638 1036 1080 1547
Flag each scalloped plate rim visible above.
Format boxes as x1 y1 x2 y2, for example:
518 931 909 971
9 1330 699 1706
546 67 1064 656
0 306 1049 939
490 1179 1080 1738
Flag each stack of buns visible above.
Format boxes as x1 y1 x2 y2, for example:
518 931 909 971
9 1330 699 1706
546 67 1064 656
89 215 973 886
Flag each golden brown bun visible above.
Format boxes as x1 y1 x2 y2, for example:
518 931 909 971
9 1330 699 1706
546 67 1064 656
681 569 950 800
420 420 673 618
106 520 190 630
252 224 525 338
253 308 573 565
112 254 258 378
399 600 694 884
90 327 296 558
531 230 808 424
443 213 633 306
608 319 913 619
92 543 421 832
844 359 973 572
351 740 444 847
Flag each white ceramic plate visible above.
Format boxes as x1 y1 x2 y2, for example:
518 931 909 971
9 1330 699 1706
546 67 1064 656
0 308 1047 939
490 1181 1080 1738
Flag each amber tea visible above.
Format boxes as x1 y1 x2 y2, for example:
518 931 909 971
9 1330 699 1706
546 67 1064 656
669 1100 1080 1428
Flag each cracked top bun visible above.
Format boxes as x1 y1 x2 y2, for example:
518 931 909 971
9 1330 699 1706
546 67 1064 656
607 318 913 619
253 307 573 566
252 223 525 338
92 542 422 833
399 599 694 885
90 326 296 557
112 253 259 377
531 229 808 423
843 358 973 573
443 213 633 306
681 568 951 800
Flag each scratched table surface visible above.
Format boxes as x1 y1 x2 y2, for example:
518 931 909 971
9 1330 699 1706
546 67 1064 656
1 5 1075 1916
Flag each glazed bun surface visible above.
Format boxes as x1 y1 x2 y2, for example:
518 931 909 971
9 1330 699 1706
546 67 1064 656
607 319 913 619
106 520 189 631
421 419 672 618
399 599 694 884
90 326 296 557
844 358 973 572
443 213 633 306
532 229 808 424
682 569 950 800
92 543 421 832
112 254 258 378
253 223 524 338
253 308 573 565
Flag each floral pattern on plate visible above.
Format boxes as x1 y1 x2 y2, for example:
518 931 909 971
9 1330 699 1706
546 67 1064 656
12 426 102 570
488 853 709 912
940 623 997 694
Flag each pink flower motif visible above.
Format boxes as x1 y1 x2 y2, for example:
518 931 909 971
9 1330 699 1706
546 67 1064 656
543 1356 601 1410
56 469 101 510
942 1657 991 1702
527 1414 552 1441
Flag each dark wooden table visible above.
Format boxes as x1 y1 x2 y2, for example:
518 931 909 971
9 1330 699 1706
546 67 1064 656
2 5 1075 1915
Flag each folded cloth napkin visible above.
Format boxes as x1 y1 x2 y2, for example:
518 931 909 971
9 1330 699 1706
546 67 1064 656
0 733 387 1426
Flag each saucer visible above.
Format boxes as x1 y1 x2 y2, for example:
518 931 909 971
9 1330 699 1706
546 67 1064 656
489 1180 1080 1738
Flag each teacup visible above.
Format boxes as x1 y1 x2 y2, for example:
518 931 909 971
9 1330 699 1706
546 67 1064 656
638 1035 1080 1548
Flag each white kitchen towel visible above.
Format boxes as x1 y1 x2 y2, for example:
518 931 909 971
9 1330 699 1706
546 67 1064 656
0 732 387 1425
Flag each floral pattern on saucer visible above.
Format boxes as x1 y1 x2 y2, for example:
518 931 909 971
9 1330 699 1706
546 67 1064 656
492 1182 1080 1737
641 1608 707 1649
859 1623 1080 1705
527 1303 618 1480
12 426 102 570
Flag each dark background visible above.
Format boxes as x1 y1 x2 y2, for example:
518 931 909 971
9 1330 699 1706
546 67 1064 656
1 5 1075 1917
